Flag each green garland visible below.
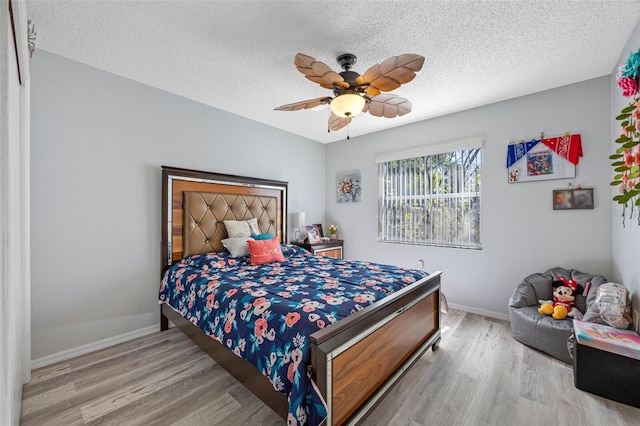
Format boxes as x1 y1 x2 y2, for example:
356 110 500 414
612 48 640 227
610 94 640 226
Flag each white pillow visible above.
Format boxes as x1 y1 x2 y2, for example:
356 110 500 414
247 217 261 235
224 218 261 237
224 220 251 238
222 237 253 258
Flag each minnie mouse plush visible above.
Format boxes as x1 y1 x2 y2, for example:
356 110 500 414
538 277 584 320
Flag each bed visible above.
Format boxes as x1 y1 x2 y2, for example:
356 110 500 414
160 166 442 425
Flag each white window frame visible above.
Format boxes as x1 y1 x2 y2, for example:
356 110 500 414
376 138 482 249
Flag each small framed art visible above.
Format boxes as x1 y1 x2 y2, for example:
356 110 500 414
305 224 322 243
553 188 594 210
312 224 324 238
337 170 361 203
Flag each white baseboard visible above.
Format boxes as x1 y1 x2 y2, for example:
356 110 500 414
31 325 159 370
448 303 510 322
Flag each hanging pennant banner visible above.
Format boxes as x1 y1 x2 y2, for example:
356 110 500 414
506 139 540 168
506 133 581 183
541 134 583 165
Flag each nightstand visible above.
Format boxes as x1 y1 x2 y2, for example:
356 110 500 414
291 240 343 259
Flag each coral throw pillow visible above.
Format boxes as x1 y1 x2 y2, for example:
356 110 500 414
247 238 284 265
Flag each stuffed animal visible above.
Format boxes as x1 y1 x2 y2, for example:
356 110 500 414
538 277 584 320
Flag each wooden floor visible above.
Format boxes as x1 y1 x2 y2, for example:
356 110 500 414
21 310 640 425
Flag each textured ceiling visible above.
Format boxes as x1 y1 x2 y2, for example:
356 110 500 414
27 0 640 143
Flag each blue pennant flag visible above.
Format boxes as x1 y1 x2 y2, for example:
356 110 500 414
507 140 540 168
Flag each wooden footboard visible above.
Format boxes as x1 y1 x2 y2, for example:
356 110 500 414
311 271 441 425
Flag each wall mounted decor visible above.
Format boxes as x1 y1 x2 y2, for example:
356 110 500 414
507 133 582 183
553 188 594 210
611 47 640 226
337 170 361 203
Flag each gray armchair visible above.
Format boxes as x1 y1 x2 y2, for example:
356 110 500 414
509 267 608 363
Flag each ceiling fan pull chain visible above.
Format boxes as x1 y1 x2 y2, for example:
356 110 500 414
347 123 350 140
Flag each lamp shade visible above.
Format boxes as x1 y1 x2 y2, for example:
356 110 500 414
330 94 366 118
291 212 305 241
292 212 305 229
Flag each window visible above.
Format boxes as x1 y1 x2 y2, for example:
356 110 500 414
377 140 482 248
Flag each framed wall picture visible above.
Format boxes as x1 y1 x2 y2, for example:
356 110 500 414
553 189 573 209
572 189 594 209
305 224 322 243
337 170 361 203
553 188 594 210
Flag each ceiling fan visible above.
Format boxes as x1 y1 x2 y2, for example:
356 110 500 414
274 52 425 134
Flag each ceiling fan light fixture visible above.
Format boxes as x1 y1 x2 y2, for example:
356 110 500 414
330 93 365 118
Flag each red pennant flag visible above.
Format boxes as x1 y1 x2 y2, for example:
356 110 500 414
541 134 582 165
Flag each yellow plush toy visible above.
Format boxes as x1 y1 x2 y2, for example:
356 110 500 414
538 277 584 320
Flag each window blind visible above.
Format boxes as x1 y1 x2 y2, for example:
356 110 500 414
378 141 482 248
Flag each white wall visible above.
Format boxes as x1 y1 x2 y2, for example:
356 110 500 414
326 77 613 317
30 51 325 361
611 21 640 321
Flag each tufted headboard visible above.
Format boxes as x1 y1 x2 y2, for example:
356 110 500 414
161 166 288 266
183 191 279 256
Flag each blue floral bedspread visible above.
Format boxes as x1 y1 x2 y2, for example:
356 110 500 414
159 244 428 425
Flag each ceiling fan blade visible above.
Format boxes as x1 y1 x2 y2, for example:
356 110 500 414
274 96 332 111
328 113 351 131
360 54 425 92
364 94 412 118
365 86 381 96
294 53 346 89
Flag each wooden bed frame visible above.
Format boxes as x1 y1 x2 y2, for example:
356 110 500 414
160 166 442 425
